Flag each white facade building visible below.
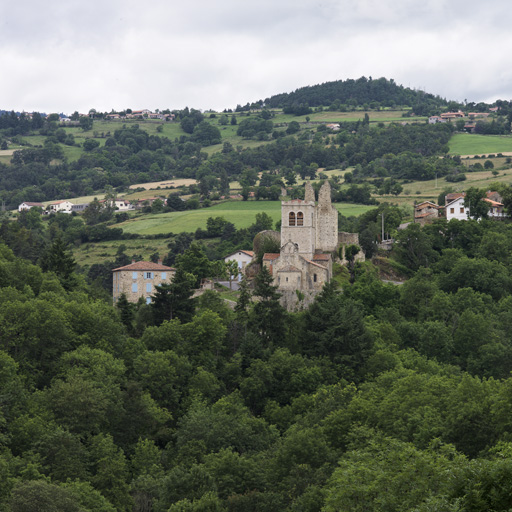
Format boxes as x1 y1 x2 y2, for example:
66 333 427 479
224 250 254 280
445 196 469 221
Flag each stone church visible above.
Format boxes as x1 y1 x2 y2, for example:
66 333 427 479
263 181 362 309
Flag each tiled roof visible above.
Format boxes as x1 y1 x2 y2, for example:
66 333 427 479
21 202 43 206
415 201 439 208
313 254 330 261
225 249 254 259
483 198 503 207
304 259 328 269
446 192 465 201
112 261 176 272
263 253 280 261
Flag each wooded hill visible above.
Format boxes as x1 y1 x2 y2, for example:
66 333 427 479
259 76 450 115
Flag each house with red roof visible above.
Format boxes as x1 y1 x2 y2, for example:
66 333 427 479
112 260 176 304
18 202 44 212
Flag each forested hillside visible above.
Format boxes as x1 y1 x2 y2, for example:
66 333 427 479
2 196 512 509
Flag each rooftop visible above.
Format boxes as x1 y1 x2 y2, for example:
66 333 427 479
113 261 175 272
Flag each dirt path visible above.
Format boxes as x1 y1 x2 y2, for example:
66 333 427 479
460 152 512 158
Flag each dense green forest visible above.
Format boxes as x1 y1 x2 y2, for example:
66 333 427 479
3 192 512 510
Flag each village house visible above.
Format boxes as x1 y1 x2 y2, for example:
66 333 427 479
18 202 44 212
428 116 446 124
224 250 254 281
440 111 465 121
414 201 441 225
112 260 176 304
441 191 505 221
444 194 469 221
48 200 74 214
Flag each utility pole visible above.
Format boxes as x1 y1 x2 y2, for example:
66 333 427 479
381 212 385 241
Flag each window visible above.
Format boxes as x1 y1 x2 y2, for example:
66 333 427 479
145 272 153 279
450 208 454 214
286 277 288 282
161 272 167 280
132 271 137 279
146 297 152 304
313 274 317 283
289 212 296 226
132 283 138 293
146 283 152 293
460 207 464 214
297 211 304 226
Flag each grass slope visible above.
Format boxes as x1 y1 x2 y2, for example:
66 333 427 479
449 133 512 156
116 201 375 235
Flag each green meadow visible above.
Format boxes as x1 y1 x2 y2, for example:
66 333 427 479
116 200 376 235
449 133 512 156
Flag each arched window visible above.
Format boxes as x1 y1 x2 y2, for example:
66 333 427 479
289 212 296 226
297 211 304 226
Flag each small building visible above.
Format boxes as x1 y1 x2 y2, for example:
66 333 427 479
113 199 134 211
444 191 505 221
414 201 441 225
71 203 89 213
445 195 468 221
440 111 465 120
224 250 254 280
485 197 505 218
18 202 44 212
112 260 176 304
428 116 446 124
48 200 74 214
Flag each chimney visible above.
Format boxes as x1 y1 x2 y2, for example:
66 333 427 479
132 259 135 264
158 259 162 265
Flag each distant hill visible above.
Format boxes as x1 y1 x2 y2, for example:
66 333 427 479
261 76 450 115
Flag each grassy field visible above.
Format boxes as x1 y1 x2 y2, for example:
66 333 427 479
116 200 376 235
449 133 512 156
387 169 512 214
74 239 172 267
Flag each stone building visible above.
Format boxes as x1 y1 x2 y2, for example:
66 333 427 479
414 201 441 226
112 260 175 304
263 181 362 310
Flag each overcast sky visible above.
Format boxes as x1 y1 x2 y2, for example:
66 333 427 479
1 0 510 114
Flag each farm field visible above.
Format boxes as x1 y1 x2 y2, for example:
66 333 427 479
449 133 512 156
75 239 171 267
116 200 376 235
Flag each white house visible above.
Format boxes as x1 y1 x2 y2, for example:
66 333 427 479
445 196 469 221
444 192 506 221
113 199 134 211
224 250 254 280
48 201 74 213
18 202 44 212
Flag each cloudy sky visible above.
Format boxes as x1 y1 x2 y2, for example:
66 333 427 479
1 0 510 114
